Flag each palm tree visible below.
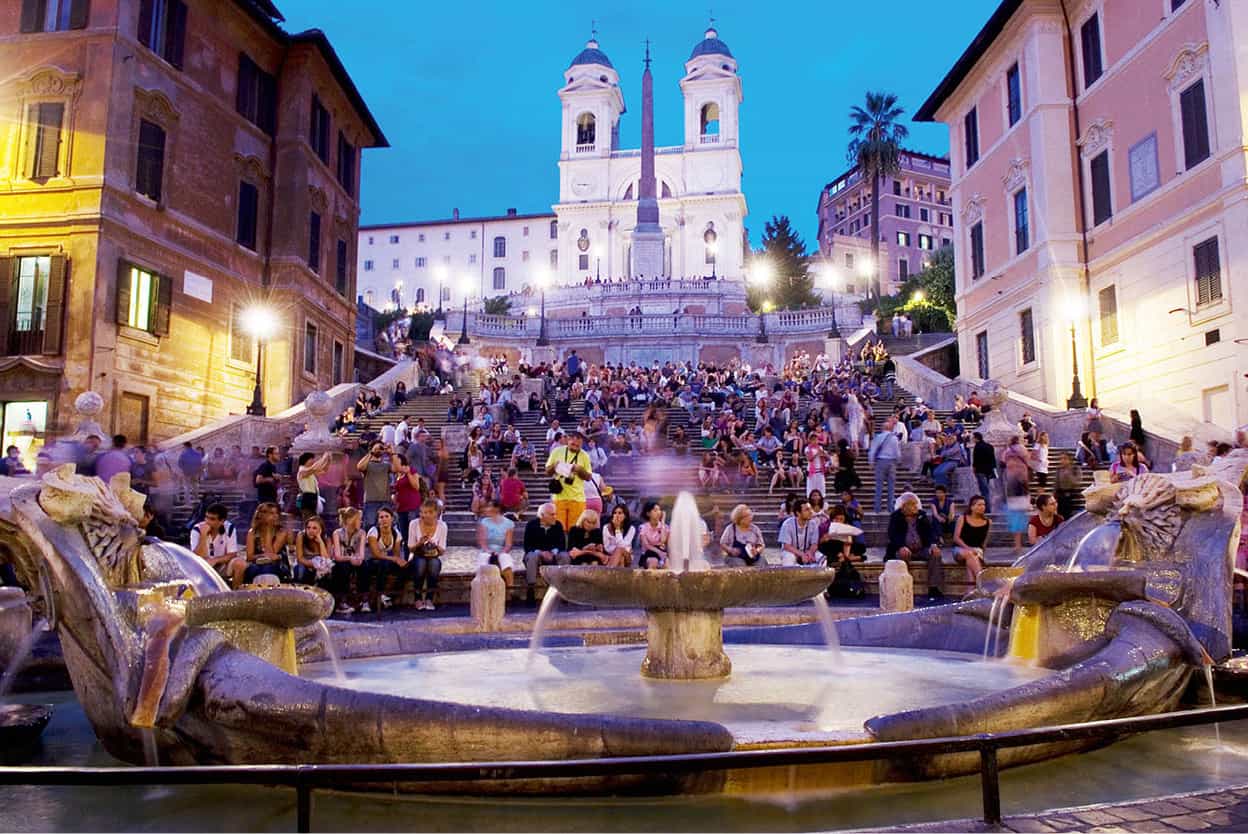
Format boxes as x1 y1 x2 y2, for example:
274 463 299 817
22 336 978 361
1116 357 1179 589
847 91 909 302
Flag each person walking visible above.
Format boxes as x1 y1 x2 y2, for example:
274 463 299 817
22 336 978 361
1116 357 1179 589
971 432 997 512
868 416 901 513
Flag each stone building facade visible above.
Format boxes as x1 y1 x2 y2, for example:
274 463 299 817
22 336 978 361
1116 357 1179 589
0 0 385 459
815 150 953 296
917 0 1248 433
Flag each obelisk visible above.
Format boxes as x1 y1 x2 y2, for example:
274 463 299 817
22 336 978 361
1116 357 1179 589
631 40 665 279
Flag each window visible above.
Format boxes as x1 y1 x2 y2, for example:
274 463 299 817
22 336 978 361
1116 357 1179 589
550 249 558 267
235 53 276 135
391 259 399 270
892 181 902 196
550 220 558 239
230 306 253 363
578 254 589 270
303 322 317 375
19 0 88 31
919 234 933 251
575 112 596 146
236 181 258 250
970 222 985 280
309 95 330 163
388 234 399 244
1098 285 1119 345
699 102 720 136
1193 237 1222 306
418 233 425 242
442 255 450 264
896 231 911 247
1090 151 1112 226
133 119 166 201
492 267 505 290
1171 0 1186 8
443 232 450 241
335 240 348 295
1080 13 1103 89
0 254 67 356
1006 63 1022 126
138 0 187 69
117 263 171 336
415 257 427 268
363 260 373 271
1013 188 1029 254
895 203 911 219
975 330 990 379
468 254 477 264
308 213 321 273
1019 308 1036 365
336 132 356 195
523 226 530 237
899 259 909 280
367 236 374 246
415 288 425 303
26 102 64 181
493 236 506 258
919 208 929 222
441 286 451 302
470 230 478 240
521 251 530 263
332 341 344 385
941 238 951 248
964 107 979 168
1179 79 1211 170
845 253 855 270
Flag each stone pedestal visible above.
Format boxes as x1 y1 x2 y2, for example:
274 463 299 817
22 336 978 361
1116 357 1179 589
470 565 506 632
530 346 558 368
640 609 731 680
824 337 847 363
879 560 914 613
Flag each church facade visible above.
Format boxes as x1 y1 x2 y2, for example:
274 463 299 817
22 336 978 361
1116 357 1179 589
553 28 747 284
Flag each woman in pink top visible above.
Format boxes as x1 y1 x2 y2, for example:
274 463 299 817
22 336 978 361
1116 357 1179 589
637 501 669 570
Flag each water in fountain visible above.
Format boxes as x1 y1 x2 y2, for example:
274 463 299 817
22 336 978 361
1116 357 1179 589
0 617 48 699
1204 663 1223 749
526 589 562 675
982 596 1004 661
1066 521 1122 572
810 595 843 667
667 492 709 573
316 621 344 683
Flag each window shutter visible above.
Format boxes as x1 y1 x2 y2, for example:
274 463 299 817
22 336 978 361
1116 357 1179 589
116 260 132 326
1090 152 1112 225
166 0 187 68
42 255 67 355
0 257 12 354
20 0 43 32
1180 81 1210 170
236 54 253 117
1194 238 1221 306
137 0 154 48
258 71 277 135
152 271 172 336
69 0 89 29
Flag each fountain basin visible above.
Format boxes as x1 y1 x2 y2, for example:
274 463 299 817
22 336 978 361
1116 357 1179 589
543 566 838 679
0 703 52 763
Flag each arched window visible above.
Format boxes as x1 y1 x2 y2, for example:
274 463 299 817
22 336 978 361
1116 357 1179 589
575 112 596 147
549 220 558 239
493 236 506 258
661 181 672 199
700 102 720 136
623 183 634 201
415 287 425 303
492 267 506 290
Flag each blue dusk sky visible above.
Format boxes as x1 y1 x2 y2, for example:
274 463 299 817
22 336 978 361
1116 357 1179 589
282 0 1000 248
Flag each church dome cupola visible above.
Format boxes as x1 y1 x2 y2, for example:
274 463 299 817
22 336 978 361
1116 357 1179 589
690 27 732 60
570 38 613 69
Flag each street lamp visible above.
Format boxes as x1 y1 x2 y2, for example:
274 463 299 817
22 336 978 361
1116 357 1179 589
434 265 447 320
750 260 774 343
912 289 926 304
820 262 841 338
241 304 277 416
1065 294 1089 410
535 267 551 347
457 275 472 346
592 245 604 282
707 240 719 279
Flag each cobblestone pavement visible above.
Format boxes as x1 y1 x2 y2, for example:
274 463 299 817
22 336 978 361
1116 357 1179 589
874 784 1248 832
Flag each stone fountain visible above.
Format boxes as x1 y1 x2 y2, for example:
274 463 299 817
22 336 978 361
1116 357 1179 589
544 493 835 679
0 451 1243 795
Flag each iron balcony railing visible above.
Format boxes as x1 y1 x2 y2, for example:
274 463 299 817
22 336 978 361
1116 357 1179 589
0 703 1242 832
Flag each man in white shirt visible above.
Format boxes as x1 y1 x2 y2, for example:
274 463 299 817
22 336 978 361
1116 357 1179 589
380 423 396 447
189 503 239 578
779 498 822 566
545 420 562 446
394 417 409 446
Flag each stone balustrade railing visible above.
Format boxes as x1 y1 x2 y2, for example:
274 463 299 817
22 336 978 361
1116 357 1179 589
451 305 864 340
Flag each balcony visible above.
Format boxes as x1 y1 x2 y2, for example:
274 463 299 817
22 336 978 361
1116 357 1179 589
575 143 596 154
6 327 46 357
699 134 720 145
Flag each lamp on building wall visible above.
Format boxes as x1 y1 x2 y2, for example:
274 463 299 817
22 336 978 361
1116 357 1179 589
593 245 604 282
856 253 875 288
241 304 278 416
458 275 472 346
536 267 552 347
1065 294 1089 410
707 240 720 279
750 259 773 344
820 262 842 338
434 265 448 320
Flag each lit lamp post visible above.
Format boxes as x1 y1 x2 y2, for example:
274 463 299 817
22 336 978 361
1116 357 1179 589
750 260 773 344
1065 295 1089 410
704 227 719 279
593 245 603 282
535 267 551 347
821 262 841 338
434 266 447 320
242 304 277 416
457 278 473 346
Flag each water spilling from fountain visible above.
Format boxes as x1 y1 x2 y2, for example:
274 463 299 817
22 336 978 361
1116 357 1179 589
315 621 344 683
0 617 47 699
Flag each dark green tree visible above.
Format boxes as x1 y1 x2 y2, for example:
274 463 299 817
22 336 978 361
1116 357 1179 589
747 215 819 311
407 312 435 342
482 295 512 316
871 245 957 333
847 91 909 301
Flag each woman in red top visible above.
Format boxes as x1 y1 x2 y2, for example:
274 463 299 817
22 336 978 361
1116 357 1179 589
1027 494 1064 546
390 454 423 540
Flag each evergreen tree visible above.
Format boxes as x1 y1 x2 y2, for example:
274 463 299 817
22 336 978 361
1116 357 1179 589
747 215 819 311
